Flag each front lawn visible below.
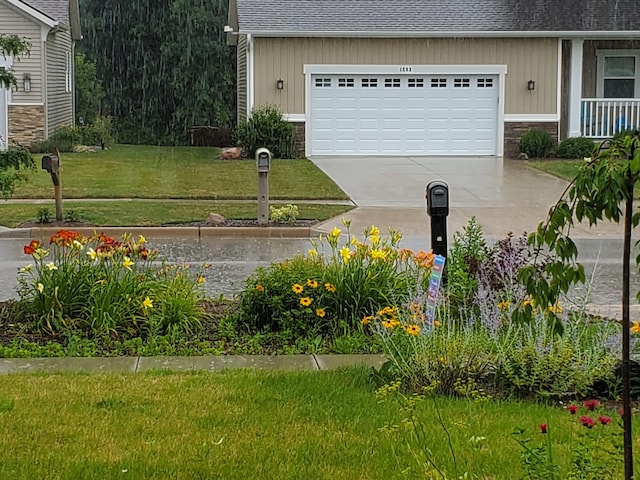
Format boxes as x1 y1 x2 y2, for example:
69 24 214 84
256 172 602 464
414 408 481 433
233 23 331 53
12 144 349 200
0 368 635 479
0 201 352 228
527 159 582 181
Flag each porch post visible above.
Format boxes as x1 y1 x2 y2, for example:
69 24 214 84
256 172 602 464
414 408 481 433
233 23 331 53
568 38 584 138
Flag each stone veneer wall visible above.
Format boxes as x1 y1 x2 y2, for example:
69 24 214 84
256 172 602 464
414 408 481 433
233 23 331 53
292 122 305 157
504 122 559 159
8 105 46 146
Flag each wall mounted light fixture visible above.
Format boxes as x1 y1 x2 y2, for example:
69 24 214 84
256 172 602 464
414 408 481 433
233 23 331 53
527 79 535 91
276 78 284 90
23 73 31 92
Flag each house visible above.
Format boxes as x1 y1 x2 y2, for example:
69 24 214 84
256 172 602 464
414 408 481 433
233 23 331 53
226 0 640 158
0 0 81 148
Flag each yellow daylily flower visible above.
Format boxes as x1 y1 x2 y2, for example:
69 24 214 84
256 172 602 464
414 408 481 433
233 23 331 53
340 246 351 263
142 297 153 309
36 283 44 293
308 249 317 257
330 226 341 238
45 262 58 271
123 257 134 270
370 225 380 237
369 249 387 260
87 248 97 260
138 235 146 244
631 322 640 334
197 276 206 284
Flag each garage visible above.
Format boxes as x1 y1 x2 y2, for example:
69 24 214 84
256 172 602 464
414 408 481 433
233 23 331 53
307 70 502 156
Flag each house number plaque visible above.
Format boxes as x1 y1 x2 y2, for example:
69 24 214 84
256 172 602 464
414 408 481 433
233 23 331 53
399 66 413 72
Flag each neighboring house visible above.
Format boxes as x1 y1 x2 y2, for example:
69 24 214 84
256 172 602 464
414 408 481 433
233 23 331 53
226 0 640 158
0 0 81 149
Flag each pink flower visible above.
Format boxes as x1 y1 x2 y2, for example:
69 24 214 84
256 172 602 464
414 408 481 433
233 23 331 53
568 405 578 415
583 400 598 411
580 416 596 428
598 416 612 425
539 423 548 434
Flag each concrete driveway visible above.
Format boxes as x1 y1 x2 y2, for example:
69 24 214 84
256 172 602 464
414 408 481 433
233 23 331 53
310 155 626 239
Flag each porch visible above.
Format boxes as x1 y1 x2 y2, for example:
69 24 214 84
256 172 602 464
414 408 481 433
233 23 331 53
568 39 640 139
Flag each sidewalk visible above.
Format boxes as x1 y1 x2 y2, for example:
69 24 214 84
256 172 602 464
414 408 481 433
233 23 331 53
0 354 387 374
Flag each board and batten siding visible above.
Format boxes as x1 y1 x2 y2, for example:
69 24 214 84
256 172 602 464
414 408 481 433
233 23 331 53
253 37 558 117
45 29 74 136
0 1 43 103
237 35 248 123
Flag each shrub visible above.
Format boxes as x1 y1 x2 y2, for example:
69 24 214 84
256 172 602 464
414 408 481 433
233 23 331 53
15 231 207 338
29 118 113 154
236 222 434 335
0 147 36 198
236 105 297 158
270 204 299 224
79 116 113 147
556 137 596 159
611 128 638 143
518 129 556 158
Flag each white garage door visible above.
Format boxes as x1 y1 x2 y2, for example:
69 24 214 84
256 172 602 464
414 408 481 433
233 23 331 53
310 74 499 156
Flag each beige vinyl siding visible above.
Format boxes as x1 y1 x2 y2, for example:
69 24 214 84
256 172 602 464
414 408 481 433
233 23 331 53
0 1 43 103
45 29 74 136
254 37 558 116
237 35 248 123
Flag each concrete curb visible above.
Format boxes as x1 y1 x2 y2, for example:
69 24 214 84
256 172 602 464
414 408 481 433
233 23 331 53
0 354 388 374
0 225 314 240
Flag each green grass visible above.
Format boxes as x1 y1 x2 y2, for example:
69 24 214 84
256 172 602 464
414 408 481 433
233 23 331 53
0 368 635 479
0 201 353 227
527 159 582 181
13 144 349 200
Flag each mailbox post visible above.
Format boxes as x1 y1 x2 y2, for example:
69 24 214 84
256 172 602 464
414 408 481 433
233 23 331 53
256 148 272 226
41 153 63 221
426 180 449 258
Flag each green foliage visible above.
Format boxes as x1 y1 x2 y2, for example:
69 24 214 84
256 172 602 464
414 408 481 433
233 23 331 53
65 209 81 222
612 128 638 143
236 105 297 159
74 52 105 124
556 137 596 159
79 0 236 145
446 217 489 318
15 231 206 338
236 222 433 335
0 34 30 89
519 129 557 159
0 147 36 198
36 207 52 224
269 203 299 224
29 118 113 153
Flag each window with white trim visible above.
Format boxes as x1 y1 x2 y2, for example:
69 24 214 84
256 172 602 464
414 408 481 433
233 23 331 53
597 50 640 98
454 78 470 88
65 51 72 93
338 78 354 87
315 78 331 87
384 78 401 88
430 78 447 88
361 78 378 88
408 78 424 88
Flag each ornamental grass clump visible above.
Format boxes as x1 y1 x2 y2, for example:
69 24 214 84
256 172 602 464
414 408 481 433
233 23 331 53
16 230 206 338
236 220 435 335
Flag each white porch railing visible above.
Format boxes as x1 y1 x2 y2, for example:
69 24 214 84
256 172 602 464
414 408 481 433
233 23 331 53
581 99 640 138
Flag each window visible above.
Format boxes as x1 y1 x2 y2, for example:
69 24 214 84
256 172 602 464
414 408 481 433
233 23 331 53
338 78 354 87
361 78 378 88
408 78 424 88
454 78 470 88
477 78 494 88
315 78 331 87
65 51 72 93
430 78 447 88
597 50 640 98
384 78 401 88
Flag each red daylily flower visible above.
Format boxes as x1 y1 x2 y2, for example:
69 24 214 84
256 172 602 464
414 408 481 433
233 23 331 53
23 239 40 255
539 423 547 434
568 405 578 415
583 400 598 411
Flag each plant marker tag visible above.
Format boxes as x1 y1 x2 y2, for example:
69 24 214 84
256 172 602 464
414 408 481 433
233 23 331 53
425 255 446 323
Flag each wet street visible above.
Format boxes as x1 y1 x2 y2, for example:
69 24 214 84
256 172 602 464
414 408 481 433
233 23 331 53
1 235 639 320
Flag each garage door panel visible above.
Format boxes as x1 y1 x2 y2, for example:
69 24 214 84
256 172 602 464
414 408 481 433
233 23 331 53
310 73 498 155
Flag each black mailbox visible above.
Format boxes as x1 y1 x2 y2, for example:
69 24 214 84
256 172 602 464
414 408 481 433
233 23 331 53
426 180 449 217
41 155 59 174
426 180 449 259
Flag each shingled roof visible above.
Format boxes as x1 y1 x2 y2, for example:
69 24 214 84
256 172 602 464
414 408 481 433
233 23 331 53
232 0 640 36
18 0 81 39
